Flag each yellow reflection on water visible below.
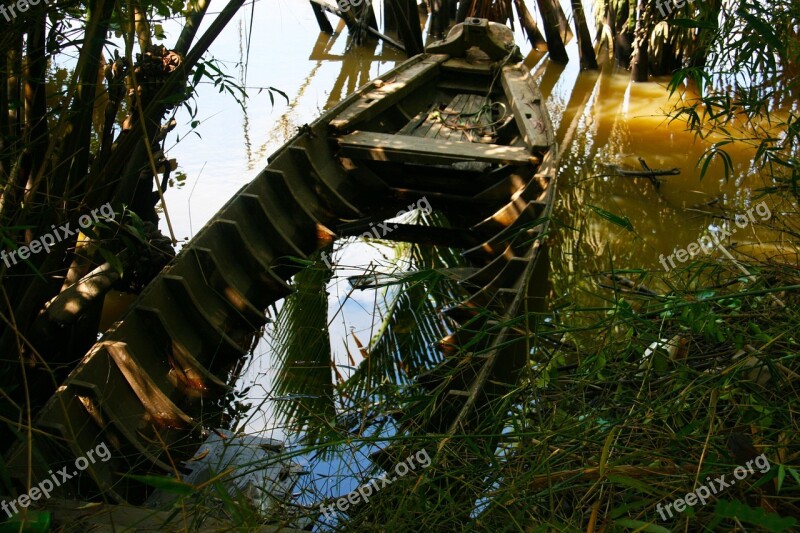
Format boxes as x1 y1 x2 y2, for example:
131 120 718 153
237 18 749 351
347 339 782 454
545 58 793 309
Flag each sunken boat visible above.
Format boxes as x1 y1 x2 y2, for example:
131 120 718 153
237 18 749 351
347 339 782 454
4 18 557 505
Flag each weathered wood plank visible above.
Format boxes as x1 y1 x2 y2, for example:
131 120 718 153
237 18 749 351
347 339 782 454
338 131 539 166
104 342 195 428
448 94 468 140
397 109 430 135
441 57 494 74
426 94 476 141
436 78 497 93
329 54 448 131
501 65 554 149
423 94 486 142
460 94 490 142
309 0 333 32
436 93 470 140
424 110 447 140
411 105 439 138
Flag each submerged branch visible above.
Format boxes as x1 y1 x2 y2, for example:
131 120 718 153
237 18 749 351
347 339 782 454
608 166 681 177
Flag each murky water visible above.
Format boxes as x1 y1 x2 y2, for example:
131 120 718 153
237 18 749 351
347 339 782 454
151 0 784 519
547 63 791 321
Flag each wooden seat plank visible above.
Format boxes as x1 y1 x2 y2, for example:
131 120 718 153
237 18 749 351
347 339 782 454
104 342 195 428
338 131 538 166
441 58 493 74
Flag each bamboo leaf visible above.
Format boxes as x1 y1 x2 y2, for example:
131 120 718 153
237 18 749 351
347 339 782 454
788 467 800 487
587 205 634 232
713 500 796 532
737 7 783 52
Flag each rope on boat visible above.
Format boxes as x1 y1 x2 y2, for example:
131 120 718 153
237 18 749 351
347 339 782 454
429 48 519 138
434 101 510 132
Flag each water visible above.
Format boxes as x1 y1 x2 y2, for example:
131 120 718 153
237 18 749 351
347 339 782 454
152 0 780 522
549 64 786 316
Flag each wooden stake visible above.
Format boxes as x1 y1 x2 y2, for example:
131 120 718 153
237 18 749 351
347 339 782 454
310 1 334 33
535 0 569 64
388 0 424 56
512 0 546 50
571 0 597 69
630 0 651 81
385 0 398 32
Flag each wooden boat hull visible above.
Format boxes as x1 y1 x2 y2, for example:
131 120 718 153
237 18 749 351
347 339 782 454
3 19 557 504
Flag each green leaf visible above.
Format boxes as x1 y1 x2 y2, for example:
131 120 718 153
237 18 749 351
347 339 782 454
212 479 245 520
269 86 289 104
587 204 634 232
676 418 704 437
737 7 783 51
285 255 315 266
699 150 714 180
698 144 733 181
80 224 100 239
159 92 188 105
714 499 796 532
787 467 800 487
98 248 124 275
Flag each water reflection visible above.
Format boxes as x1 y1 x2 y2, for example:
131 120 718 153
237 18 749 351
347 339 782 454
310 30 405 109
159 1 786 526
546 58 784 330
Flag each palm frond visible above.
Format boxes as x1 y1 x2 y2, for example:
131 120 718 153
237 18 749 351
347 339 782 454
341 211 470 401
271 253 336 445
